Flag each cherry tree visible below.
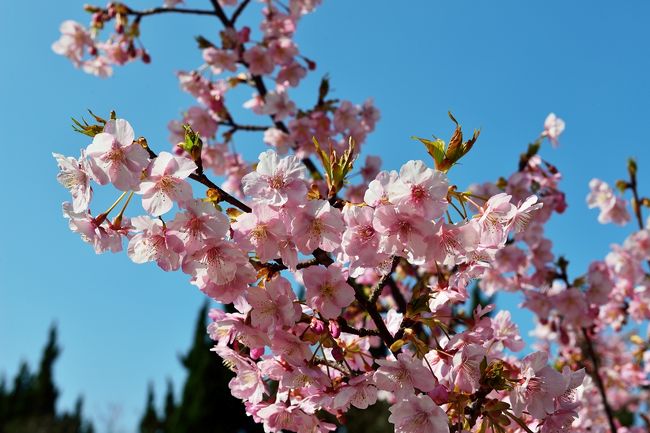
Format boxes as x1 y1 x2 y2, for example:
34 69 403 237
53 1 650 432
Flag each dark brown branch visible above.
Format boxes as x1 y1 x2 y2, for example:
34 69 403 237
249 75 323 179
231 0 251 24
210 0 325 181
188 172 252 212
209 0 233 25
336 318 381 337
629 162 645 232
141 139 252 213
127 6 218 17
581 328 618 433
218 120 271 132
348 278 396 349
387 278 408 313
368 256 399 304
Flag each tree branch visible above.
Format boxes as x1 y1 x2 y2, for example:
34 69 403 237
581 328 618 433
127 6 218 17
231 0 252 25
348 278 396 349
368 256 399 304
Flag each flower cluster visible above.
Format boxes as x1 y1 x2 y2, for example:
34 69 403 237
53 1 650 433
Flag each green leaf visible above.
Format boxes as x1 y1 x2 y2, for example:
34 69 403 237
412 136 445 168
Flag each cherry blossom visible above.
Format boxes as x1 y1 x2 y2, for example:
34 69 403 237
242 150 307 206
301 264 355 318
137 152 197 216
168 199 230 253
52 20 93 66
86 119 149 191
291 200 344 253
388 160 449 219
53 151 92 212
127 216 184 271
587 178 631 225
542 113 565 147
388 394 449 433
53 1 648 431
374 353 437 398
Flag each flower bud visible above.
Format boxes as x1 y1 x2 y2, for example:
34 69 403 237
310 317 325 335
328 320 341 338
250 347 264 360
331 345 344 362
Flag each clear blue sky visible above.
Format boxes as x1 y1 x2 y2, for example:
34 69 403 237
2 1 649 431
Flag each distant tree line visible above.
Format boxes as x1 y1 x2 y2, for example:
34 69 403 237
0 326 93 433
1 305 394 433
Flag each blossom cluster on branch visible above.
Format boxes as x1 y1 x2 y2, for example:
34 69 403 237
53 1 650 433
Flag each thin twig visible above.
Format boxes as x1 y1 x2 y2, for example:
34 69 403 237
368 256 399 304
128 7 218 17
581 328 618 433
231 0 252 24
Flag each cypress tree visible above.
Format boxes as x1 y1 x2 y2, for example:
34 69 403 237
0 325 93 433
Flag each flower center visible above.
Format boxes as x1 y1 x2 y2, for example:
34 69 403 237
268 174 286 189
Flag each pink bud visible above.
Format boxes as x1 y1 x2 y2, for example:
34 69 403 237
250 347 264 360
310 317 326 334
331 345 344 362
239 27 251 43
429 385 449 405
328 320 341 338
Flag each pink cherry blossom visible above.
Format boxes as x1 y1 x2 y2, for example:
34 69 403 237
510 195 543 233
301 264 354 318
184 106 218 138
587 178 631 226
53 152 92 212
490 310 524 352
263 128 292 154
127 216 184 271
510 351 567 419
291 200 344 253
388 394 449 433
542 113 565 147
193 261 256 304
333 373 377 410
232 204 287 262
137 152 197 216
364 170 398 207
277 62 307 87
213 345 266 404
373 205 432 263
243 46 274 75
52 20 93 66
86 119 149 191
82 57 113 78
168 199 230 253
202 47 238 74
182 238 249 285
476 193 517 246
262 89 296 121
374 353 436 398
242 150 307 205
62 203 124 254
268 37 298 65
245 276 301 332
451 344 486 394
341 204 382 267
388 160 449 219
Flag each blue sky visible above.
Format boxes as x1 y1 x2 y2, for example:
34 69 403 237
1 0 650 431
